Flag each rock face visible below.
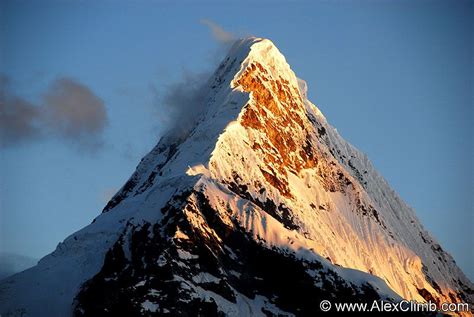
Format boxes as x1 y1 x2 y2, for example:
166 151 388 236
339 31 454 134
0 38 472 317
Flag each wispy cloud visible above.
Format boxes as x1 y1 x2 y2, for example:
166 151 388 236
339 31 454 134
98 187 118 204
0 83 43 147
160 71 210 141
42 77 108 151
200 19 235 45
0 75 108 152
154 20 238 142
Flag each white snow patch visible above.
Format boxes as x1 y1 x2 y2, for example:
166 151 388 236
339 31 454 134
177 249 199 260
192 272 221 284
141 300 159 313
186 164 211 178
135 280 146 287
148 289 160 296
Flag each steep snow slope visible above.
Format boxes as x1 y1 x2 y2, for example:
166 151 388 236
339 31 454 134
0 38 471 316
203 38 472 306
0 253 37 281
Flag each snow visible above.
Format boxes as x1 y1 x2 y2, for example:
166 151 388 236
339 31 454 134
0 216 126 316
1 36 471 316
228 270 241 278
186 164 211 178
135 280 146 287
156 255 167 267
203 37 470 308
148 289 160 296
177 249 199 260
198 177 402 301
192 272 221 284
141 300 159 313
172 274 294 316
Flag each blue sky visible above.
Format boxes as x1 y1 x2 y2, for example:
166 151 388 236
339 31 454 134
1 0 472 280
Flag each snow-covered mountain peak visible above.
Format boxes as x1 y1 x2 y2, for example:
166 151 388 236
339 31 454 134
229 37 298 89
1 38 472 317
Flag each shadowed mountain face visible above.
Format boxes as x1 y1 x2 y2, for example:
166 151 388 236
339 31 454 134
1 38 472 317
0 253 37 281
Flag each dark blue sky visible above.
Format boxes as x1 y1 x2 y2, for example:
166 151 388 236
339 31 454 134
1 0 472 279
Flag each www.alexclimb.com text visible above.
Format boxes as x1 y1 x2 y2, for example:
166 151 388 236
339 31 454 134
319 299 470 313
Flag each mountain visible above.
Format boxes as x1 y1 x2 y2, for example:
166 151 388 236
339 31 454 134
0 38 472 316
0 253 37 281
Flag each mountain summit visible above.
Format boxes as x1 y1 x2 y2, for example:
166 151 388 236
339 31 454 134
1 38 472 316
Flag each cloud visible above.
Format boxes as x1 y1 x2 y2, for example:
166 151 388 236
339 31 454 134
155 20 238 142
0 75 107 152
200 19 235 45
0 74 9 90
0 85 43 147
42 77 108 151
0 97 42 146
159 71 210 141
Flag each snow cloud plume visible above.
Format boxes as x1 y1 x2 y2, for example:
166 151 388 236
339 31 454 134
157 20 236 143
160 71 209 142
0 75 107 152
200 19 235 45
